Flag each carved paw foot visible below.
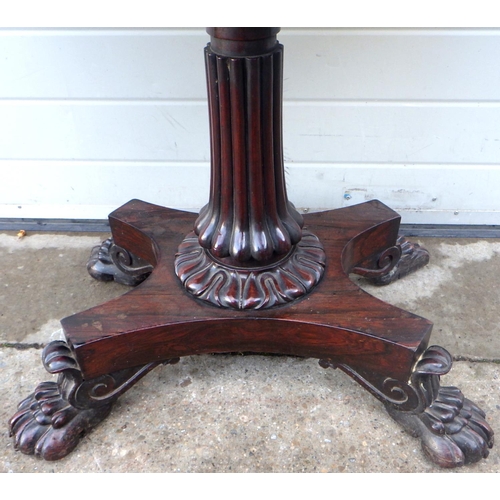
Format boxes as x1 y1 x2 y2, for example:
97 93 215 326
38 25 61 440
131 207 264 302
388 388 493 467
8 340 165 460
386 346 494 468
9 382 112 461
87 238 153 286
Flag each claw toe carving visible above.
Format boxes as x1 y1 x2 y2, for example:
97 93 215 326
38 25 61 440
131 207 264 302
386 346 494 468
9 340 165 460
9 382 112 460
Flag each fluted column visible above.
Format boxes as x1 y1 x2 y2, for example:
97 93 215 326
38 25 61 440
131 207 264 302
175 28 325 309
195 29 303 265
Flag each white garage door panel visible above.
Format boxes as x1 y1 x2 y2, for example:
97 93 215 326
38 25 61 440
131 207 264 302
2 29 500 101
1 161 498 224
0 103 210 161
1 102 498 164
284 103 500 164
287 163 500 225
0 29 208 100
281 30 500 101
1 28 499 224
0 161 210 218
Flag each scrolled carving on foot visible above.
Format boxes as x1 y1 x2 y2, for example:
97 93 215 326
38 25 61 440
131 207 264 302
9 340 174 461
353 236 430 286
386 345 494 468
87 237 153 286
351 243 402 280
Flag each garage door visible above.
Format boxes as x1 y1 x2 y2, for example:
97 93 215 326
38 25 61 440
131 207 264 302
1 28 499 226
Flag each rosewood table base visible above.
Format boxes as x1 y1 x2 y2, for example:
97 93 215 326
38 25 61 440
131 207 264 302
8 27 494 469
9 199 493 467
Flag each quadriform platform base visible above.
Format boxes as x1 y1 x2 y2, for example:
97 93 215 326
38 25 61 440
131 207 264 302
9 28 493 468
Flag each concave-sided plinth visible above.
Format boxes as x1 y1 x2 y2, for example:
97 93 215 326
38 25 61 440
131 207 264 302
9 28 493 468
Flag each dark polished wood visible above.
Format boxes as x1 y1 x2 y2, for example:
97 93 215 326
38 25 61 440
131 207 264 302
63 199 427 383
176 28 325 309
9 27 493 467
194 39 303 263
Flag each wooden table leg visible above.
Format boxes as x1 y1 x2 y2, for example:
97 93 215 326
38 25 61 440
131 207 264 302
9 28 493 467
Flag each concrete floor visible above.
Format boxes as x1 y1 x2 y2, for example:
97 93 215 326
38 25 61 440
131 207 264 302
1 231 499 472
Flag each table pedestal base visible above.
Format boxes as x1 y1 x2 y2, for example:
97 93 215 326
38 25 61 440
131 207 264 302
9 199 493 467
